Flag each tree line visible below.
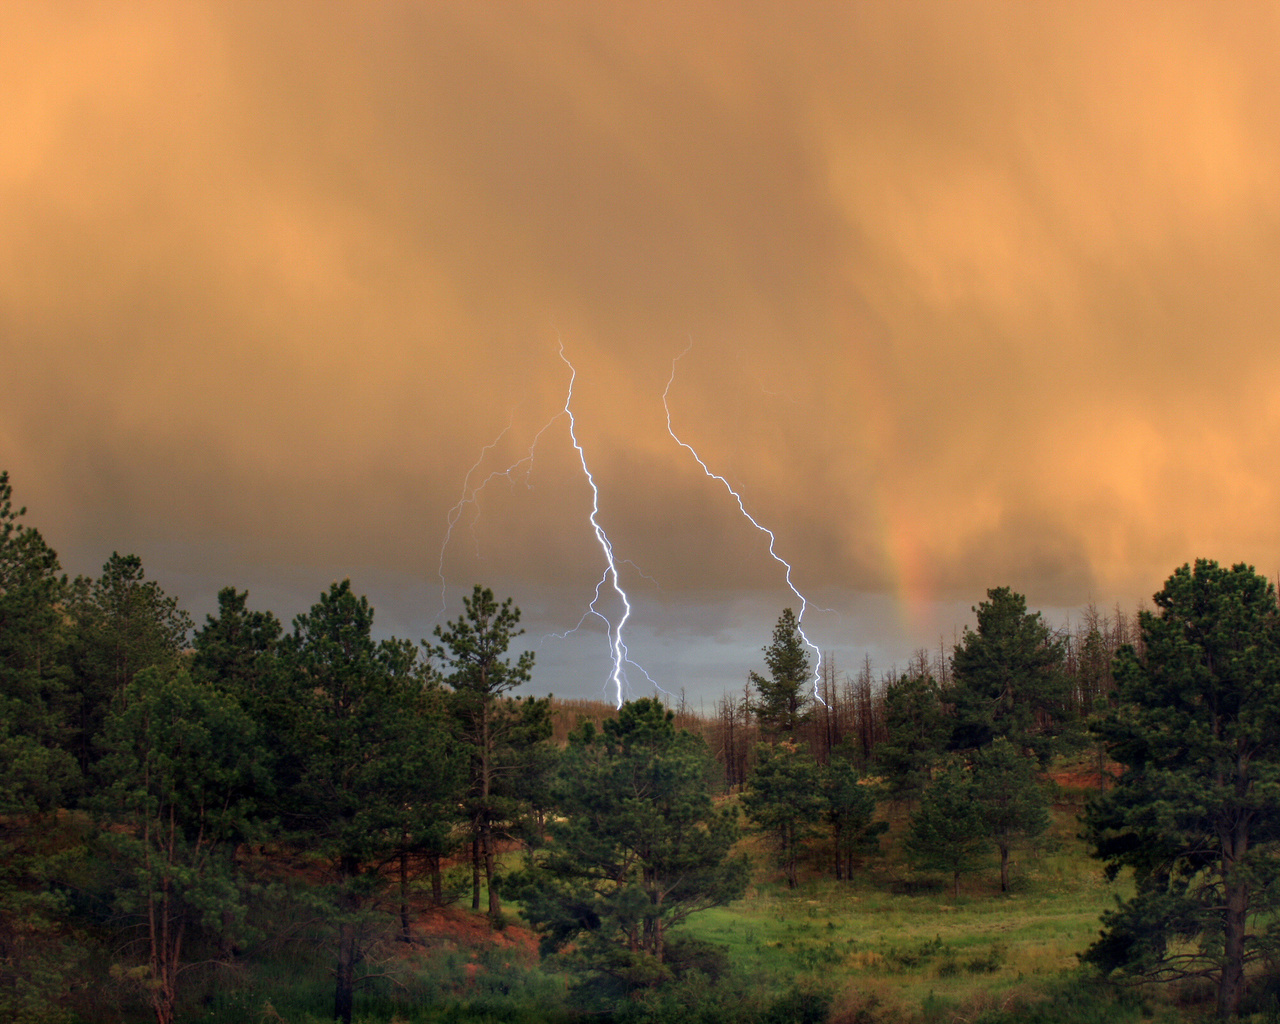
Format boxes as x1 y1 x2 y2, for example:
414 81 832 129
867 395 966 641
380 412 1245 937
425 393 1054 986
3 470 1279 1019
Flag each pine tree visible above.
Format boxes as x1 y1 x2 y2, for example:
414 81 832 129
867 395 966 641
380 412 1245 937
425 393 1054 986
904 760 986 898
191 587 282 698
1083 560 1280 1018
515 699 747 989
430 585 541 926
66 553 193 779
875 670 948 802
276 581 460 1024
0 472 81 1021
93 668 263 1024
823 742 886 880
742 740 826 888
970 737 1048 892
946 586 1070 763
749 608 812 736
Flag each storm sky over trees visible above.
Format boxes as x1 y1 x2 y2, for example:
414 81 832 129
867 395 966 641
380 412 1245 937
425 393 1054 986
5 3 1278 700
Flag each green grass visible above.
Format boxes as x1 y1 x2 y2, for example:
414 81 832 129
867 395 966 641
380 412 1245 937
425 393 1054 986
674 801 1180 1024
182 801 1209 1024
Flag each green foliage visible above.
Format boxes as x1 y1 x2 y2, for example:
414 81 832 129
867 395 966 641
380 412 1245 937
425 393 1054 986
904 759 987 897
66 552 193 780
823 742 887 880
0 472 84 1023
905 740 1047 897
515 698 748 990
431 585 548 924
191 585 282 697
93 666 265 1023
743 741 827 889
875 670 949 802
946 586 1070 763
1083 560 1280 1018
0 471 72 764
431 584 534 701
971 737 1049 892
277 579 464 1023
749 608 811 735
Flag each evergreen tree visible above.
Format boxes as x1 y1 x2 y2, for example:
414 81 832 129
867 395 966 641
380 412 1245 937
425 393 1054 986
823 742 887 881
191 587 282 697
515 699 747 989
749 608 812 736
874 670 948 802
0 472 72 757
904 760 986 898
430 585 541 925
277 581 459 1024
66 553 193 778
742 741 826 888
93 668 263 1024
970 737 1048 892
0 472 81 1022
946 586 1070 763
1083 560 1280 1018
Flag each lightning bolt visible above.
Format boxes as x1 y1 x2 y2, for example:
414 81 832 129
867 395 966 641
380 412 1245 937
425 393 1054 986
558 342 660 707
663 346 826 704
436 414 563 617
436 342 658 707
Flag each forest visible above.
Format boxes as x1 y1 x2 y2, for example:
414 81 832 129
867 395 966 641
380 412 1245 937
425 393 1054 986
3 468 1280 1023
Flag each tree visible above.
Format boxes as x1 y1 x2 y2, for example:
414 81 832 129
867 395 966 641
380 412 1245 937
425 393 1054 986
946 586 1070 763
190 587 281 698
874 670 949 803
970 737 1048 892
430 585 538 925
903 760 986 898
742 741 826 889
516 699 748 989
277 581 459 1024
93 668 263 1024
749 609 811 736
0 472 82 1022
1083 560 1280 1018
0 472 72 756
376 637 468 940
66 554 193 778
823 742 886 881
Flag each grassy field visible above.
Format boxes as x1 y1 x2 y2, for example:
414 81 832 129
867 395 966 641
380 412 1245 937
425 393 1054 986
191 787 1237 1024
671 797 1169 1024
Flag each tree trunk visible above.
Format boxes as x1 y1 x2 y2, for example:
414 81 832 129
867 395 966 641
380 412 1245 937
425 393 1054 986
399 848 412 942
953 869 961 900
999 843 1010 892
654 889 664 964
471 832 481 911
428 852 443 907
334 920 356 1024
478 697 502 925
482 816 501 923
1218 827 1249 1018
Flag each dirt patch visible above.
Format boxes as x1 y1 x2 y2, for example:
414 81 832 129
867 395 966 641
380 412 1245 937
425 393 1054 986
410 906 540 961
1047 761 1121 801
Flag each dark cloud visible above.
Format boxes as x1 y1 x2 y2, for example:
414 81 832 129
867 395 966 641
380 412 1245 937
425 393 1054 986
4 2 1280 698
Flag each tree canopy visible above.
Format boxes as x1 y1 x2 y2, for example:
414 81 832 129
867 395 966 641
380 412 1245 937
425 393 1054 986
516 698 748 990
1083 560 1280 1018
749 608 812 736
946 586 1070 763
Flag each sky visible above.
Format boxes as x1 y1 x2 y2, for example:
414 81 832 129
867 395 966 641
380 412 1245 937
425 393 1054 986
5 2 1280 704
